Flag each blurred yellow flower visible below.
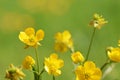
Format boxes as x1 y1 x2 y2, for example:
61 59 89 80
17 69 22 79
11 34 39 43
5 64 25 80
44 53 64 76
19 27 44 48
54 30 73 52
75 61 102 80
89 13 108 29
0 12 34 33
47 0 72 15
107 47 120 62
18 0 72 15
22 56 35 69
71 51 84 64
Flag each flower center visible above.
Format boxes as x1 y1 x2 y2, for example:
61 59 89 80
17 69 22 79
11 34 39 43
29 37 35 42
85 73 90 80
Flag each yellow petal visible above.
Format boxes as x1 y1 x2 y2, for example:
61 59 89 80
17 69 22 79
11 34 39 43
68 39 73 48
22 56 35 69
71 51 84 64
55 32 62 42
44 53 64 76
25 27 35 36
84 61 96 70
58 60 64 68
54 70 61 76
107 48 120 62
75 66 85 80
54 42 68 52
91 68 102 80
19 32 29 42
50 53 58 59
36 29 44 41
63 30 71 42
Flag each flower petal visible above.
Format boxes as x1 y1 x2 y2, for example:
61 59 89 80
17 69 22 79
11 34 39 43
22 56 35 69
19 32 29 43
91 68 102 80
25 27 35 36
36 29 44 41
107 48 120 62
84 61 96 70
50 53 58 59
44 53 64 76
55 32 62 42
63 30 71 42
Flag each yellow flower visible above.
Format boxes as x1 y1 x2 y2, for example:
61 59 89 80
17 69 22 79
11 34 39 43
44 53 64 76
75 61 102 80
5 64 25 80
71 51 84 64
22 56 35 69
89 13 108 29
19 27 44 47
54 30 73 52
107 47 120 62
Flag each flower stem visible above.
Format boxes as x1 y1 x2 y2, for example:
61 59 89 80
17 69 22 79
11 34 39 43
34 48 41 80
101 59 110 71
35 48 40 73
85 28 96 61
53 76 55 80
40 68 45 76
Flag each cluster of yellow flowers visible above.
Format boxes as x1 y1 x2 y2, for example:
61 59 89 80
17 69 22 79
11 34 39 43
5 13 120 80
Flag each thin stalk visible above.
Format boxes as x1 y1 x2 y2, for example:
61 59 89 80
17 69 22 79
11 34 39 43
101 59 110 71
40 68 45 76
35 48 40 73
34 48 40 80
53 76 55 80
101 49 111 71
85 28 96 61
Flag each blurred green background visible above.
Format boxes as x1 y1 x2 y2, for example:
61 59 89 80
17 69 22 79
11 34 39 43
0 0 120 80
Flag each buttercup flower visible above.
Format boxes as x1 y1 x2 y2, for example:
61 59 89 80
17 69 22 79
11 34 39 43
44 53 64 76
107 47 120 62
5 64 25 80
75 61 102 80
71 51 84 64
54 30 73 52
89 13 108 29
22 56 35 70
19 27 44 48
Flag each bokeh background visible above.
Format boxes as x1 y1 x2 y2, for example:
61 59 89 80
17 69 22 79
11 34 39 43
0 0 120 80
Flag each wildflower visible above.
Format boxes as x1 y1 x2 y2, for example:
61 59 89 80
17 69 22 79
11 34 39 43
5 64 25 80
107 47 120 62
54 30 73 52
44 53 64 76
75 61 102 80
19 27 44 48
71 51 84 64
22 56 35 70
89 13 108 29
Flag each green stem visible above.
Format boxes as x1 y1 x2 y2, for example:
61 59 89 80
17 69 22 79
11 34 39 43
35 48 40 73
85 28 96 61
32 66 39 80
34 48 41 80
101 59 110 71
53 76 55 80
40 68 45 76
